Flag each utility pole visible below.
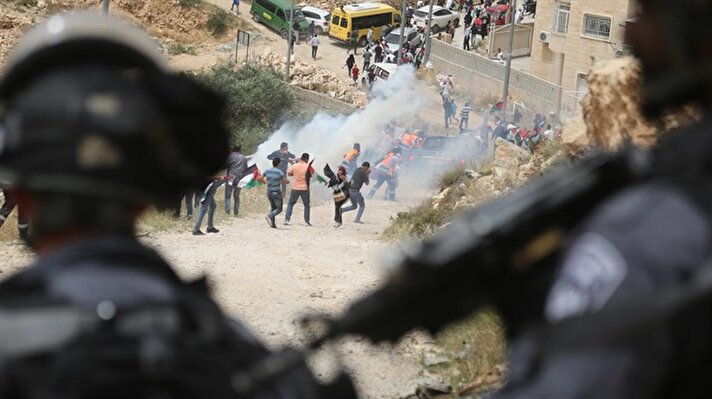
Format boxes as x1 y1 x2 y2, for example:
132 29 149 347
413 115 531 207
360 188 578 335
396 0 407 65
423 0 435 65
285 0 294 82
102 0 109 16
501 0 516 123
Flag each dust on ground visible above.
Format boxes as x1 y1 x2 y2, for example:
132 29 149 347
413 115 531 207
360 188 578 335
0 187 436 398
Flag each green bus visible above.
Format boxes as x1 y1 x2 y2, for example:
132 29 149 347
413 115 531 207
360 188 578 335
250 0 309 39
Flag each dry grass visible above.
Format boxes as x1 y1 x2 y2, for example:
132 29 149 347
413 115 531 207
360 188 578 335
429 309 506 392
137 185 271 235
383 165 508 392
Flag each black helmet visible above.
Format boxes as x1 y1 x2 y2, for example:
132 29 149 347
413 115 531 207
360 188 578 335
0 13 228 206
630 0 712 118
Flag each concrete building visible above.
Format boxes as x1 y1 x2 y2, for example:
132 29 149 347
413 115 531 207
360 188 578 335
529 0 638 111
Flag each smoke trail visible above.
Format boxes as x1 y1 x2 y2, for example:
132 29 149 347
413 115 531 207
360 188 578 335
252 65 423 174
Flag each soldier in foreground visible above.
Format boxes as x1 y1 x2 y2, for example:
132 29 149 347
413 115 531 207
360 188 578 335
491 0 712 396
0 13 353 399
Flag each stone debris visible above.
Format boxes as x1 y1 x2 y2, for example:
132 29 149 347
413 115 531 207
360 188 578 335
252 48 367 106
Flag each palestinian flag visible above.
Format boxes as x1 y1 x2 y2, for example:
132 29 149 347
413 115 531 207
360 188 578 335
316 174 328 184
237 162 262 189
489 101 504 115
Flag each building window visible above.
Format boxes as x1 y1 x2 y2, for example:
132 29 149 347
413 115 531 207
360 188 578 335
582 14 612 40
553 3 570 34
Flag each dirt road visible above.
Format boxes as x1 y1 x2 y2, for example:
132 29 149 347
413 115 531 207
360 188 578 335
0 188 433 398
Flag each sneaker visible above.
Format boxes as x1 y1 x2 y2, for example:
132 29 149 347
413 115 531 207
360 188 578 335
206 227 220 233
354 220 364 224
305 222 312 227
265 215 272 227
333 222 342 228
186 214 193 219
284 220 290 226
192 230 205 236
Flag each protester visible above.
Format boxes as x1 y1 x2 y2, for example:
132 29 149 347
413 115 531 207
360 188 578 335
193 176 224 235
543 124 555 141
259 158 289 228
363 46 372 70
310 34 320 60
307 21 315 39
172 189 201 219
225 143 247 216
341 143 361 174
231 0 240 14
463 24 471 51
374 42 383 63
326 166 351 228
267 141 296 197
284 153 315 226
345 54 355 77
459 101 472 131
368 148 400 201
351 63 360 83
367 26 374 45
348 29 358 54
341 162 370 223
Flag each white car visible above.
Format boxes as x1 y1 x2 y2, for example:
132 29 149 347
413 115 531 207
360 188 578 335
413 5 460 33
301 6 330 34
384 27 422 54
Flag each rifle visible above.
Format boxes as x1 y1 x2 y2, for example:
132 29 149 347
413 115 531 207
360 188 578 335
237 119 712 395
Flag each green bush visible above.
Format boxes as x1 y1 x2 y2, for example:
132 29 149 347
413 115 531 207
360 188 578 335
207 8 230 37
177 0 202 6
167 42 197 55
195 64 295 153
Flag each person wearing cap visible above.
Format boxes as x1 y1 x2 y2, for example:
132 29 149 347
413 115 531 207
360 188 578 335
284 153 315 226
267 142 296 197
0 12 355 398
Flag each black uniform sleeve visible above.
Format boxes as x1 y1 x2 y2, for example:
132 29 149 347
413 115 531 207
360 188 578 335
494 183 711 399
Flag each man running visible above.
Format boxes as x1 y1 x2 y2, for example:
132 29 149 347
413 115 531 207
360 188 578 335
341 162 370 223
284 153 315 226
259 158 289 228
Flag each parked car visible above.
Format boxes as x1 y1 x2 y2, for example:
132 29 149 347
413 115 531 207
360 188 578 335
407 135 475 169
362 62 397 87
250 0 309 39
413 5 459 33
383 27 422 53
301 5 330 34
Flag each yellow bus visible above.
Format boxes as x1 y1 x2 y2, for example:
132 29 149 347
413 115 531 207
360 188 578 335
329 3 400 47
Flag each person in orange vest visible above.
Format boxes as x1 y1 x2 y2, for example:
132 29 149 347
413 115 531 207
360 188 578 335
340 143 361 175
367 148 400 201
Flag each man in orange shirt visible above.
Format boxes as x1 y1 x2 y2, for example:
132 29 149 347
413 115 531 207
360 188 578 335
284 153 315 226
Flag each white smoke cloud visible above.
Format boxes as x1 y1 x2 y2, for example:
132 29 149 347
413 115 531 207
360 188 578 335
252 65 424 174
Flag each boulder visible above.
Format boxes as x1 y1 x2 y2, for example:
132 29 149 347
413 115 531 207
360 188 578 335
561 57 700 157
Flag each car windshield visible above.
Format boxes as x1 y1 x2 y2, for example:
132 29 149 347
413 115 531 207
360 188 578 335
385 33 401 44
286 9 304 20
414 10 429 18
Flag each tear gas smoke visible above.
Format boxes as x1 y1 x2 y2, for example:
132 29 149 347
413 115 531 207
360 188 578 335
253 66 423 172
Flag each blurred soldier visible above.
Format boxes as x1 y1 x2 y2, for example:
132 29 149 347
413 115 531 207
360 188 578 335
493 1 712 398
0 13 353 399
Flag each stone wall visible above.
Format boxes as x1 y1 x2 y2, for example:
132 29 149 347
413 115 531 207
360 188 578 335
292 86 358 115
428 39 562 116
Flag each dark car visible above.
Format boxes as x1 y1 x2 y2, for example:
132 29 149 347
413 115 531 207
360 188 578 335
407 135 476 169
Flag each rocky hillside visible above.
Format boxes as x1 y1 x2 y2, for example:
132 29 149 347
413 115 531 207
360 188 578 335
0 0 242 68
253 48 368 106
